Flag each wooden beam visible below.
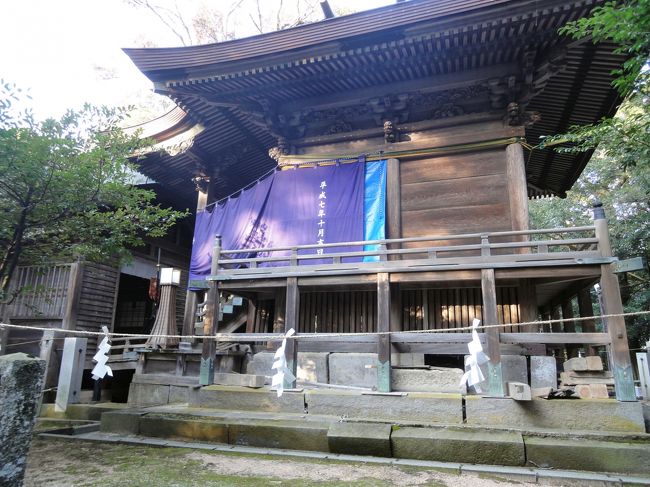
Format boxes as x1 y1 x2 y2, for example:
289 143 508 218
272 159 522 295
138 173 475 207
245 299 257 334
377 272 391 392
481 268 504 396
62 262 84 331
284 277 299 388
577 287 597 356
500 332 610 345
593 204 636 401
199 236 221 386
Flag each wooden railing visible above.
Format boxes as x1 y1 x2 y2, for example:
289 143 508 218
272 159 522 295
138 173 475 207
206 226 608 281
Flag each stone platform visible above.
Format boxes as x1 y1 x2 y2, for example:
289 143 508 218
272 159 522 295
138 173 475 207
95 385 650 476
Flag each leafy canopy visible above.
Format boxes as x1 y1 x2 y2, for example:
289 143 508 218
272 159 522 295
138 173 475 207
0 81 187 295
530 0 650 347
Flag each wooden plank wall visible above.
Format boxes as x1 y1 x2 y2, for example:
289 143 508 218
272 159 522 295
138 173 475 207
400 149 512 245
268 287 522 334
77 262 120 358
401 287 520 332
298 291 378 334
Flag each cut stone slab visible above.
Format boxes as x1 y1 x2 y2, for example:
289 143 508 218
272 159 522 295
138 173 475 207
100 411 143 435
139 414 228 443
391 427 525 466
228 419 329 452
128 382 171 406
507 382 532 401
392 367 464 393
563 356 604 372
246 352 329 384
0 353 46 487
502 355 528 385
306 389 463 424
530 356 557 389
327 422 392 457
214 373 265 388
192 385 306 413
524 435 650 475
465 397 645 432
391 353 425 367
575 384 609 399
329 353 377 387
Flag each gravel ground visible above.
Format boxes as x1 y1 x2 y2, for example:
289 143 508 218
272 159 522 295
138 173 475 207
24 436 536 487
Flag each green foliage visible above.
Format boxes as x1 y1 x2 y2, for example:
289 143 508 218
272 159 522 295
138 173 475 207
531 0 650 349
0 84 188 295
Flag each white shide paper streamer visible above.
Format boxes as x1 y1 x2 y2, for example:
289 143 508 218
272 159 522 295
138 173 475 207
91 326 113 380
459 319 490 393
271 328 296 397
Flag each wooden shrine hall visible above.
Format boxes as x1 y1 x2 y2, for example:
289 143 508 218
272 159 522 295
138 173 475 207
123 0 638 402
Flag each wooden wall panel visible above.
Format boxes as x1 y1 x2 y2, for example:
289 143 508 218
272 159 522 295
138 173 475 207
400 149 512 243
298 291 377 334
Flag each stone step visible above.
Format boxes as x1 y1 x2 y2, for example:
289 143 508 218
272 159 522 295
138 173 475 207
97 404 650 475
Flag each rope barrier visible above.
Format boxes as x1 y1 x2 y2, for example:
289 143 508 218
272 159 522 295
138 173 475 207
1 309 648 343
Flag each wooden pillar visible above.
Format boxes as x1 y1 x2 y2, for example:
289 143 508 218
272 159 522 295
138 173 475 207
593 202 635 401
377 272 391 392
199 235 221 386
246 298 257 334
561 299 579 358
578 287 597 356
283 277 299 389
182 182 210 339
518 279 537 331
506 143 530 232
481 268 504 396
386 158 401 260
62 262 83 331
389 282 401 332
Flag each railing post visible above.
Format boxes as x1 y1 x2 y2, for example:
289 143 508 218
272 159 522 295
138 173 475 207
481 235 491 257
284 277 299 389
592 201 635 401
200 235 221 386
377 272 391 392
481 268 504 397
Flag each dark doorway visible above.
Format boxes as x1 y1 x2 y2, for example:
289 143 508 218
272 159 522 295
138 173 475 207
113 274 154 335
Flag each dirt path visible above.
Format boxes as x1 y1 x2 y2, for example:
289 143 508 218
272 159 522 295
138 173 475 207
25 436 536 487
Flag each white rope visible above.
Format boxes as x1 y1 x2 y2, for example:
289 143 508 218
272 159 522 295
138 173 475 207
1 310 648 343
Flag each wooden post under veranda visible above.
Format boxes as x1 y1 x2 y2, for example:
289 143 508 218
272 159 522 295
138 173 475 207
199 235 221 386
592 201 636 401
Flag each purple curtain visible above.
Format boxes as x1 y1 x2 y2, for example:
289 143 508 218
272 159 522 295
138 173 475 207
189 163 365 283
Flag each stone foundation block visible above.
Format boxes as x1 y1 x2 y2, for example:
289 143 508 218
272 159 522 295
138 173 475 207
392 427 525 466
524 435 650 474
306 389 463 424
100 411 143 435
192 385 305 413
127 382 171 406
502 355 528 385
247 352 329 384
327 422 392 457
228 420 329 452
329 353 377 387
465 397 645 432
530 356 557 389
392 367 464 393
214 373 265 388
139 414 228 443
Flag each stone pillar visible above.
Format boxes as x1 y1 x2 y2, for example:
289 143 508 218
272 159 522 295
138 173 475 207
0 353 46 487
